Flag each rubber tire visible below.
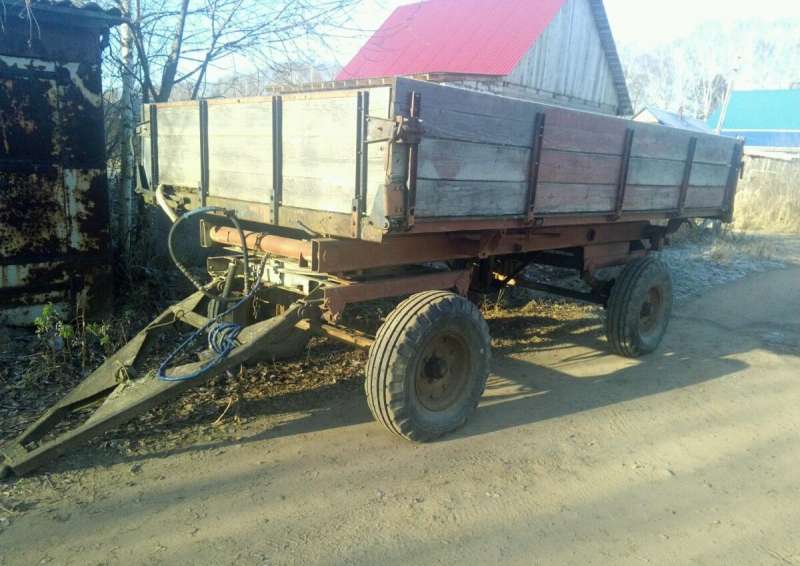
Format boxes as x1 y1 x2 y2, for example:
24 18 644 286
606 256 673 358
365 291 491 442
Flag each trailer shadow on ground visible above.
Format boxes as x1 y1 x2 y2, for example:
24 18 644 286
33 297 789 478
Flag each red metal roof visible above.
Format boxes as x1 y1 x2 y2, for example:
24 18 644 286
337 0 567 81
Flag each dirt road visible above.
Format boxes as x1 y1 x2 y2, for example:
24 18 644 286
2 266 799 565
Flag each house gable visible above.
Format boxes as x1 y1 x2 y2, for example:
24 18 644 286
505 0 622 114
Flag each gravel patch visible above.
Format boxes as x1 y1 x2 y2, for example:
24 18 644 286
524 236 789 305
660 243 785 301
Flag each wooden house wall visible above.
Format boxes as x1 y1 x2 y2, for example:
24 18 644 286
443 0 620 115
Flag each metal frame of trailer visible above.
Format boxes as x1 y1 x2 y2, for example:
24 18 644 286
0 79 744 477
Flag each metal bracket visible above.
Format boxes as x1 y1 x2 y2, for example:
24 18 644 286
675 137 697 217
526 112 546 221
352 91 370 238
722 140 745 222
612 128 635 220
148 105 160 188
199 99 210 207
366 115 425 145
406 91 422 228
271 96 284 226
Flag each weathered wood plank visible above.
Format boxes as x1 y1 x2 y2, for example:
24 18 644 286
281 90 390 217
544 106 628 136
158 137 201 188
417 139 530 182
415 180 527 217
695 136 737 165
689 163 732 187
538 149 621 185
630 124 692 161
421 106 536 147
535 183 616 213
684 186 726 209
630 120 736 165
542 125 625 155
282 176 354 214
207 102 272 202
625 159 730 188
627 158 684 187
156 106 201 188
624 185 680 211
394 78 540 124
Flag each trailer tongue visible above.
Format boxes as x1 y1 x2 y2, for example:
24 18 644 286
1 78 742 477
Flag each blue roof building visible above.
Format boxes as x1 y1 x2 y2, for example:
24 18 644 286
634 107 712 134
708 89 800 154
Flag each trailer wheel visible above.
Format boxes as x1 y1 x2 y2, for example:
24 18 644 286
366 291 491 442
606 256 673 358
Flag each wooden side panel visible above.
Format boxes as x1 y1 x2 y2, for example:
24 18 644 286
415 180 527 217
145 78 740 230
535 183 616 213
684 186 727 209
206 101 272 203
624 186 680 211
397 78 740 219
156 105 201 188
417 139 529 182
538 150 621 185
281 87 391 216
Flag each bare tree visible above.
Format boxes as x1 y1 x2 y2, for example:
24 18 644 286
100 0 362 258
106 0 361 103
621 19 800 119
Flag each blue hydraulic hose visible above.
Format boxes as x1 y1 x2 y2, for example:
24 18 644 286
156 265 268 382
157 207 267 382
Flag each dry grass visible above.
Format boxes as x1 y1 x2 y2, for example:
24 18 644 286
670 221 779 263
733 187 800 234
708 229 777 263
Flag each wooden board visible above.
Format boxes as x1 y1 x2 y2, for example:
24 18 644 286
281 87 391 216
418 139 529 182
156 105 201 188
415 180 527 217
538 150 621 185
207 101 272 203
393 77 738 220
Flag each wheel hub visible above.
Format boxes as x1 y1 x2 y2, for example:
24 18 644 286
415 332 471 412
639 286 664 334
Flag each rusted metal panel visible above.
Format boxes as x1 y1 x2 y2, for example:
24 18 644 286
0 8 118 325
323 269 471 321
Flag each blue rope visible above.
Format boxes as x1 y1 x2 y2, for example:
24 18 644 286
156 288 256 383
157 247 268 382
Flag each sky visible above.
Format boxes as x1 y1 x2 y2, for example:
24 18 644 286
333 0 800 66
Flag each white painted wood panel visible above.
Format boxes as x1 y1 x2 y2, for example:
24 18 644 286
207 101 272 203
156 105 201 188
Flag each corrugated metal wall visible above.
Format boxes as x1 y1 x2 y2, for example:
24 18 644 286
445 0 620 115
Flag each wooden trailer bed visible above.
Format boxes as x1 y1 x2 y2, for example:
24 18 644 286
140 77 742 243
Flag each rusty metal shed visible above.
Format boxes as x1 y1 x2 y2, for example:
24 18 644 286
0 1 120 325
